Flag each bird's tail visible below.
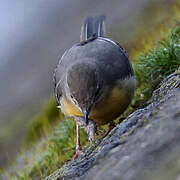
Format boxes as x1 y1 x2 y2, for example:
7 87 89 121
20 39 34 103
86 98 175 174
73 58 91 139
80 15 106 42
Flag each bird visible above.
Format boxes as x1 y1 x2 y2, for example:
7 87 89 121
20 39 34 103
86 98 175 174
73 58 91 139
53 16 136 159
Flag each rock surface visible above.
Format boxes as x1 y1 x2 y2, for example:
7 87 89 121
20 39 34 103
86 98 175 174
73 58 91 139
46 68 180 180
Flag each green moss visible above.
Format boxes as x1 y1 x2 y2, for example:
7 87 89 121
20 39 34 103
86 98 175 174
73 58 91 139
11 119 89 179
143 118 149 124
23 97 61 148
133 25 180 107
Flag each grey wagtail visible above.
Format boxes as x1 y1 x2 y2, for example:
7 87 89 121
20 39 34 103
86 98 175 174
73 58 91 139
53 16 135 158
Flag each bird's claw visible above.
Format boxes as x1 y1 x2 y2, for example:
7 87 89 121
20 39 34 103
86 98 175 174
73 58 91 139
73 149 84 160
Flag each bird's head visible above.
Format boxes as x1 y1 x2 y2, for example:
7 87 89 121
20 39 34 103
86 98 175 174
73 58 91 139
65 61 102 124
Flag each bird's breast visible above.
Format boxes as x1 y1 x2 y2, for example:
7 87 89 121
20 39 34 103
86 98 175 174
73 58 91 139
61 77 135 125
60 98 83 117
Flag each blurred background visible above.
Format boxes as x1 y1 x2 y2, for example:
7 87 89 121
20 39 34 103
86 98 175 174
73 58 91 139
0 0 176 171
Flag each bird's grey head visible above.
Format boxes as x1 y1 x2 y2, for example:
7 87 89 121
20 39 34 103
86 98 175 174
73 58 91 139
66 61 102 123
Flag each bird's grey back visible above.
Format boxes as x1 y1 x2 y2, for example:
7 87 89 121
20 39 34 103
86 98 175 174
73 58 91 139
55 38 133 86
54 16 134 104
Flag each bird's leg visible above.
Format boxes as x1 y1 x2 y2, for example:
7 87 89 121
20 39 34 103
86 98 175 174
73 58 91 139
73 116 97 142
76 123 81 151
84 120 97 142
73 123 84 160
73 116 86 126
102 121 116 138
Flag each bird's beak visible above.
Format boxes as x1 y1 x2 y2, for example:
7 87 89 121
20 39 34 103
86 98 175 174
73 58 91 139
83 109 89 125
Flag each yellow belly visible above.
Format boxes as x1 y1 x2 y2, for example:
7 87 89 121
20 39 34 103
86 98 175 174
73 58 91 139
61 85 133 125
62 98 83 117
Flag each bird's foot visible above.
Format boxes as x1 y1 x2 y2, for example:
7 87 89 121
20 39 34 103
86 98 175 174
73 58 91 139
73 149 84 160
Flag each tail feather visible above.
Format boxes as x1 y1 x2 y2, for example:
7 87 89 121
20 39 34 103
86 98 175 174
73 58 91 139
80 15 106 42
94 15 106 37
80 16 93 41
